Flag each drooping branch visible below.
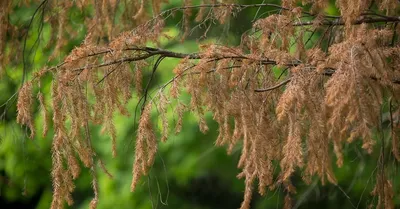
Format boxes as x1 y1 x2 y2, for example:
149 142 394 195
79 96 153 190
155 3 340 20
293 15 400 26
45 46 400 93
154 3 400 27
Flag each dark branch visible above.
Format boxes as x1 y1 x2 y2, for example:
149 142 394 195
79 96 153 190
294 16 400 26
254 79 291 92
42 46 400 93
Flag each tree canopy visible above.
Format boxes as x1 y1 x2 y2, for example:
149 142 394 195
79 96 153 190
1 0 400 208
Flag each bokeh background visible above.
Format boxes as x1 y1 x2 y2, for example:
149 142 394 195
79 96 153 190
0 0 398 208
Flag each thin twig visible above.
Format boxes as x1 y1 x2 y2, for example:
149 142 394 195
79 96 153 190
254 78 291 92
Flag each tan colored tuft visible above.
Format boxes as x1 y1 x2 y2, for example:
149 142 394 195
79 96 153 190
17 82 35 139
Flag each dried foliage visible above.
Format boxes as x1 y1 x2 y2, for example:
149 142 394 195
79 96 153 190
3 0 400 208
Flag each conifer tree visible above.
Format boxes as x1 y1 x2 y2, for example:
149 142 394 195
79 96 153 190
2 0 400 208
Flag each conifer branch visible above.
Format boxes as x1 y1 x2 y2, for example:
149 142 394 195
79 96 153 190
293 16 400 26
158 3 400 27
60 47 400 92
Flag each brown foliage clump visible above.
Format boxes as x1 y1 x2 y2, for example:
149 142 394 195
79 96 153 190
6 0 400 208
17 82 35 139
131 103 157 191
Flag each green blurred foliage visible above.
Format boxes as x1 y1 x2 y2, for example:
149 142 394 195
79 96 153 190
1 0 399 209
